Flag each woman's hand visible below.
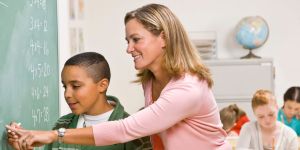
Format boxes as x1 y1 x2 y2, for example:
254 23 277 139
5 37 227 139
6 125 57 150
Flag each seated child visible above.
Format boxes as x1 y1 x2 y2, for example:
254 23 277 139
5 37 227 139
220 104 249 136
7 52 152 150
277 86 300 136
237 89 298 150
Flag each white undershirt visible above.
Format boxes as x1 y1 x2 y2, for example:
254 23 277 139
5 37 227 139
76 108 114 128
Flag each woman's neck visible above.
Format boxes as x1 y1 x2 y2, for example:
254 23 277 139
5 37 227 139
150 65 170 83
152 69 171 90
151 68 171 101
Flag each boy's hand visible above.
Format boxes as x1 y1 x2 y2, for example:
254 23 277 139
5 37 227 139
5 125 56 150
7 122 22 150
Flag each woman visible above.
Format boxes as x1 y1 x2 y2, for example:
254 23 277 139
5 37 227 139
236 89 298 150
7 3 230 150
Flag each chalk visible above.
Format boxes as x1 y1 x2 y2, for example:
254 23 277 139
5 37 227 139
16 122 21 126
7 122 21 133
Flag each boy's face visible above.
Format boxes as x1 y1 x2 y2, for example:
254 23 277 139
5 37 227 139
61 66 103 115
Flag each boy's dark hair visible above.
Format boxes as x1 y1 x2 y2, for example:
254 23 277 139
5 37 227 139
284 86 300 103
64 52 111 83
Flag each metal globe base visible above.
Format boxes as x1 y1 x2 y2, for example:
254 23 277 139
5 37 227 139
241 49 261 59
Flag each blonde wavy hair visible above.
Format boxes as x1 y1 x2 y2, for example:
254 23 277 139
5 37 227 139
124 3 213 87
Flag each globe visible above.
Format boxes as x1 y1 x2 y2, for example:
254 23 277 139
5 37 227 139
235 16 269 59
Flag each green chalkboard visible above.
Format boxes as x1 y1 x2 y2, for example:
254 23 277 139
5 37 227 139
0 0 59 149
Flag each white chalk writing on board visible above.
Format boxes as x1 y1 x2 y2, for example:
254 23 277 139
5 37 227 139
29 0 46 10
0 0 59 148
32 106 50 127
28 0 52 127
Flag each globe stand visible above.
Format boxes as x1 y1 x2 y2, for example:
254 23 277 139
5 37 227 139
241 49 261 59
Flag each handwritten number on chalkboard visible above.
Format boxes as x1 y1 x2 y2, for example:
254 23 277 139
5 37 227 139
29 0 46 10
43 19 48 32
32 106 50 127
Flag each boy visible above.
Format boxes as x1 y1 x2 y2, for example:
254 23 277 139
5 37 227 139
8 52 151 150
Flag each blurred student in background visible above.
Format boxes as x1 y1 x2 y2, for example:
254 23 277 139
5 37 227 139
277 86 300 136
220 104 249 136
237 89 298 150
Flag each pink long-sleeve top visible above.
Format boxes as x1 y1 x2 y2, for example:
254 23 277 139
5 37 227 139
93 74 231 150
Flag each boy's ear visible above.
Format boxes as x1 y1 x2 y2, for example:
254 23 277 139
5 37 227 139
97 78 109 93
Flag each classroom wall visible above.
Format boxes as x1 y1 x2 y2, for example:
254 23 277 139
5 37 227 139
57 0 71 116
58 0 300 115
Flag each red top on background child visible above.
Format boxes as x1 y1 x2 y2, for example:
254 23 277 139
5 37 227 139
220 104 250 136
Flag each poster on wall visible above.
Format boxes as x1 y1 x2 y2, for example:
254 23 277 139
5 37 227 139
78 28 84 52
78 0 85 19
69 28 84 55
69 28 77 54
69 0 85 55
69 0 75 20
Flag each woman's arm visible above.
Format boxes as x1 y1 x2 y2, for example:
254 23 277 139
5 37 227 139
6 126 95 148
92 79 212 145
6 77 209 148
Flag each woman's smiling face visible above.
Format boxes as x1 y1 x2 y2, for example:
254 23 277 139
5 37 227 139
125 18 165 71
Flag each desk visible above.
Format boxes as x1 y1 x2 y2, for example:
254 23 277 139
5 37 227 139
226 137 238 150
227 137 300 150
